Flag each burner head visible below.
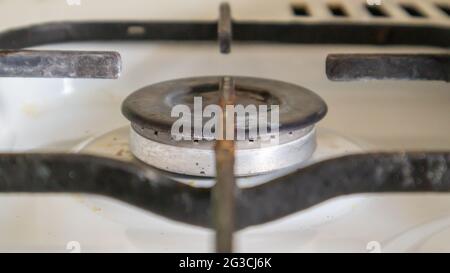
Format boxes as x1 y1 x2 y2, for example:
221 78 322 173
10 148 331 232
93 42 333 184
122 76 327 177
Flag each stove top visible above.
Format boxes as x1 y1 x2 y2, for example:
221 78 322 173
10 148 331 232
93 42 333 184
0 0 449 253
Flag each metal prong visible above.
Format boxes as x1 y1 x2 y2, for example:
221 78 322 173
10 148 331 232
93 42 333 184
213 76 236 253
218 3 232 54
0 50 121 79
326 54 450 82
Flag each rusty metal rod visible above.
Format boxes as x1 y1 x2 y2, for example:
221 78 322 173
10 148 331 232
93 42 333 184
218 2 232 54
213 76 236 253
1 152 450 230
0 50 121 79
326 54 450 82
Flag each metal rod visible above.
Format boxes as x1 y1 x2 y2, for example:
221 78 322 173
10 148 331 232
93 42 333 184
326 54 450 82
0 152 450 230
213 76 236 252
218 2 232 54
0 50 121 79
0 22 449 49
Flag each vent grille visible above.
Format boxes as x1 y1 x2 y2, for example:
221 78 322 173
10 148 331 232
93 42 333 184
290 1 450 23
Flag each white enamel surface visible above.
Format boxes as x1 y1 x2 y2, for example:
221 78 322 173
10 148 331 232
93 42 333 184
0 0 450 252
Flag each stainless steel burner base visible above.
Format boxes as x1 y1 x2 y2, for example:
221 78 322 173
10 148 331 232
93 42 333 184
129 125 317 177
76 126 363 187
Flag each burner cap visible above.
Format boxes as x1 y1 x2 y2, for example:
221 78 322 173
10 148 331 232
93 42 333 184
122 76 327 176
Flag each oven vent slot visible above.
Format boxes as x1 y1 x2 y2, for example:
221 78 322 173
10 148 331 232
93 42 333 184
400 3 427 18
436 3 450 17
291 3 310 16
328 3 348 17
365 4 389 17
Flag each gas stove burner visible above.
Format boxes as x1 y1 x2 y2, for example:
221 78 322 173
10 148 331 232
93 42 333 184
122 76 327 176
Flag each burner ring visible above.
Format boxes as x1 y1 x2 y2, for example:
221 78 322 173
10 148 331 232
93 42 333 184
122 76 327 135
122 76 327 176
